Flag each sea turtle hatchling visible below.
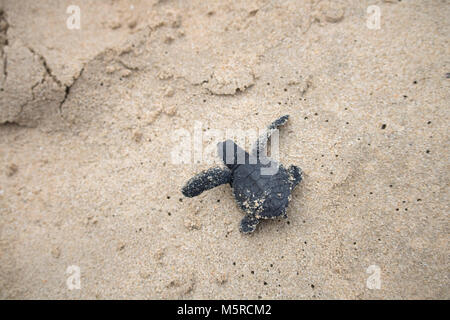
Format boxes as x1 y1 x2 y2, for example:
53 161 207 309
181 115 303 234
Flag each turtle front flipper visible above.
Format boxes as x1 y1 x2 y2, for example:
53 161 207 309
182 167 232 198
239 214 260 234
251 115 290 158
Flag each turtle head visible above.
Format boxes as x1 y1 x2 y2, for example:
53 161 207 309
217 140 249 171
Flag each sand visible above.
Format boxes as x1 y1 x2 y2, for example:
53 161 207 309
0 0 448 299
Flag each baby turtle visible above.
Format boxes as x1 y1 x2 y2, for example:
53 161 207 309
181 115 302 234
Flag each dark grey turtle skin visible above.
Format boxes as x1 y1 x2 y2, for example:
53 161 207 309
181 115 302 234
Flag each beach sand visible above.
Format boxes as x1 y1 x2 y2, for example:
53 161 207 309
0 0 448 299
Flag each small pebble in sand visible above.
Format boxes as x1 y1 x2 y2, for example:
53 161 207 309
154 248 165 261
157 69 173 80
139 270 151 279
128 19 137 29
324 6 345 23
117 243 126 251
164 36 175 44
164 105 177 116
164 86 175 97
184 217 201 230
216 273 228 284
170 14 182 28
133 131 143 143
105 65 116 74
51 247 61 259
313 0 345 24
6 164 18 177
119 69 132 78
109 21 122 30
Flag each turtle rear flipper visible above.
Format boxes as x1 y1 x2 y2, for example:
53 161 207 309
239 214 260 234
288 165 302 190
182 167 232 198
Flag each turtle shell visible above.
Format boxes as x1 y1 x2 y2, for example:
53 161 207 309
231 161 292 219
